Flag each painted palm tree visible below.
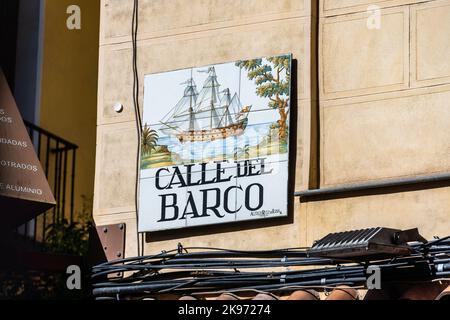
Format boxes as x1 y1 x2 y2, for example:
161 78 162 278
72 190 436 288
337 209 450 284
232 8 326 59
234 144 250 160
141 123 159 156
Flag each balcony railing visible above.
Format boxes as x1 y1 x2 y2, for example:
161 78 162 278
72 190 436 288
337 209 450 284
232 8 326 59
19 121 78 246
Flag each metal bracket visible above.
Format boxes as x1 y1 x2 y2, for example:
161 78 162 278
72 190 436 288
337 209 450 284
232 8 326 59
96 223 126 262
394 228 427 245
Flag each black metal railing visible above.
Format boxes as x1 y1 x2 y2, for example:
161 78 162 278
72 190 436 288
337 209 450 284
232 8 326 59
19 121 78 245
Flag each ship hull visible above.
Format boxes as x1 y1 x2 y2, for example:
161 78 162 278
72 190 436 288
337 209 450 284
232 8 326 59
177 120 247 143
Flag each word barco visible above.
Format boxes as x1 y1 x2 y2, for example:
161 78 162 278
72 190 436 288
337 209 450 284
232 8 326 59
154 158 274 222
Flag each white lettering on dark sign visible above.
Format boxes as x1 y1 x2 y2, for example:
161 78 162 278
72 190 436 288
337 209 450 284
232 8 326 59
0 182 43 195
0 160 38 172
0 138 28 148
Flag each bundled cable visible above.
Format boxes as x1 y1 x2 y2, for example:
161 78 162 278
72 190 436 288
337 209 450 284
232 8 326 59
91 238 450 300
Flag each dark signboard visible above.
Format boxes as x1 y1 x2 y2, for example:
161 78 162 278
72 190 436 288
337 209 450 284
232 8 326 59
0 69 55 230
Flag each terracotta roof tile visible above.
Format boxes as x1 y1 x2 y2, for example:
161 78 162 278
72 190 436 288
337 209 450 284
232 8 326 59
252 293 279 301
399 283 448 300
174 283 450 300
216 293 240 301
287 290 320 301
325 286 359 301
179 296 197 301
436 285 450 300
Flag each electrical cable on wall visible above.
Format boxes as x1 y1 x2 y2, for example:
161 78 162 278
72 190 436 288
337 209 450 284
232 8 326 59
132 0 144 257
91 238 450 300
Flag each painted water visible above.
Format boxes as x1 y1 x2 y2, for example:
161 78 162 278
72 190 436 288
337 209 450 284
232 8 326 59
141 122 289 169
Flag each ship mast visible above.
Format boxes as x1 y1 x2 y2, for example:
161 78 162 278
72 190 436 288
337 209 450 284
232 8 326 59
219 88 234 127
208 67 220 129
159 65 252 142
188 78 196 132
194 66 246 131
159 77 199 135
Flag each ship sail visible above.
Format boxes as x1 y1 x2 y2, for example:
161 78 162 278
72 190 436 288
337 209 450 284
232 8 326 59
159 66 252 143
230 93 244 117
195 67 223 130
160 78 199 134
218 89 234 127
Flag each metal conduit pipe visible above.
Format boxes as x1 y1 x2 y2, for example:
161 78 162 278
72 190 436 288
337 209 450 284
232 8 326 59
295 172 450 199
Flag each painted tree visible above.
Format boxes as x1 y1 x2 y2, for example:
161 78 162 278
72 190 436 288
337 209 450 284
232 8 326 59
236 55 291 141
234 144 250 160
141 123 159 156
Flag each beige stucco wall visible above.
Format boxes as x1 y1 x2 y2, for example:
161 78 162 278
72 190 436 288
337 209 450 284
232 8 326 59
95 0 450 258
316 0 450 241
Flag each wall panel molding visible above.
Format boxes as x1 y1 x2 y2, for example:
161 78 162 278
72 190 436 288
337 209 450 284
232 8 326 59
320 7 410 100
320 84 450 187
320 0 431 17
100 0 311 45
410 0 450 88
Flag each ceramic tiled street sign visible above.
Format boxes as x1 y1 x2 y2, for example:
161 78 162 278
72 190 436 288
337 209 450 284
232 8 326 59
138 55 292 232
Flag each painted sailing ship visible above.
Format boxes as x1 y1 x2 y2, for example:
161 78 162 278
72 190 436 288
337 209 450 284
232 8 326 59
160 67 252 143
